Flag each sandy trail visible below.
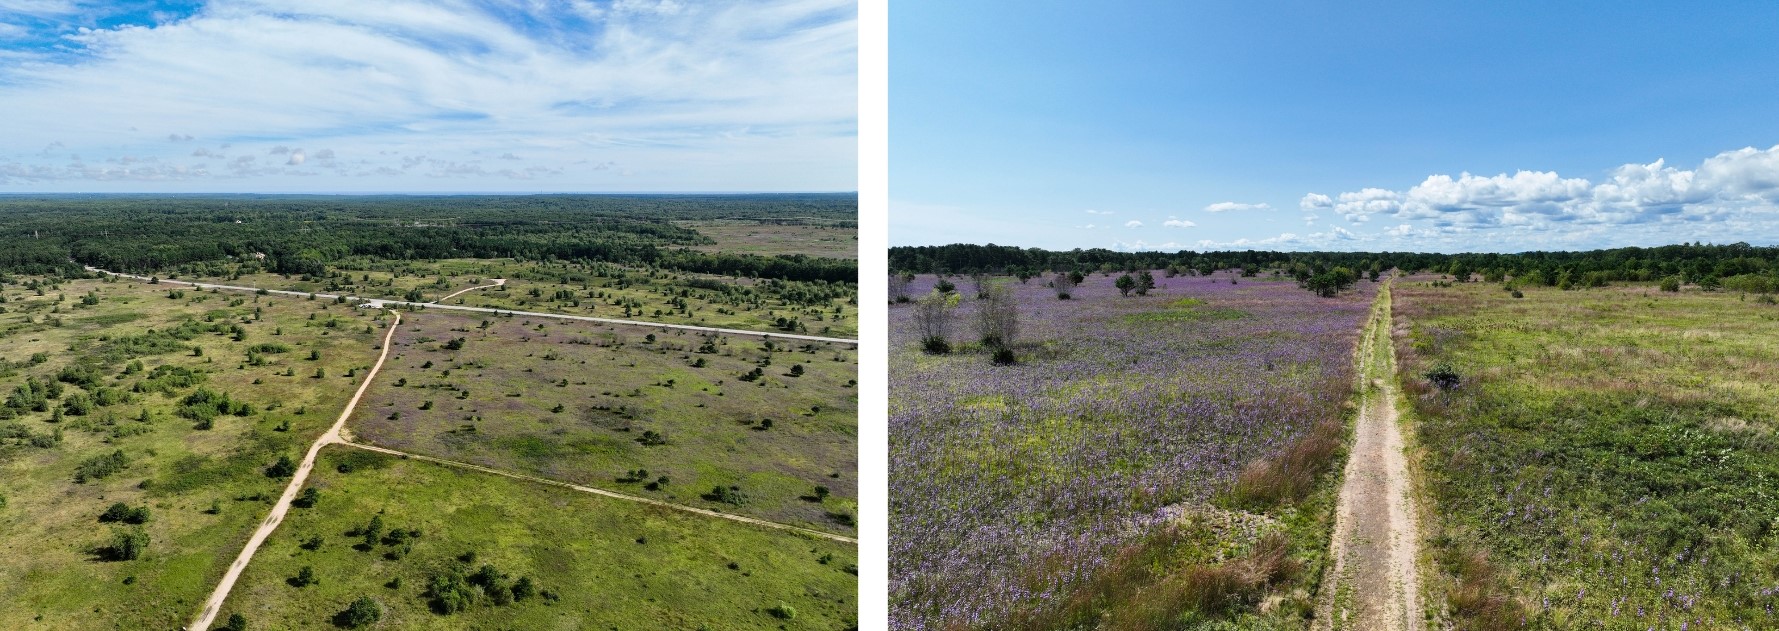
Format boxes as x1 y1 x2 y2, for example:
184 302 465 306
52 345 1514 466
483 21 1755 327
433 278 505 303
187 311 401 631
87 266 855 344
1316 282 1421 631
333 440 858 544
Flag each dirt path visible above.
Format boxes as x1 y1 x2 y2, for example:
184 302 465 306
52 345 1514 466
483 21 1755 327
334 439 858 544
433 278 505 303
87 266 856 344
1316 282 1421 631
188 311 401 631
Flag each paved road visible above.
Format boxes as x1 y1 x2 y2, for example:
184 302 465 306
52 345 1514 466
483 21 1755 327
88 267 857 345
189 310 403 631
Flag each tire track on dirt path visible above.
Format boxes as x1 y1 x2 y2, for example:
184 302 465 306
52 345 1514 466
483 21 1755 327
85 266 857 344
1315 280 1421 631
432 278 505 303
332 439 859 544
187 310 402 631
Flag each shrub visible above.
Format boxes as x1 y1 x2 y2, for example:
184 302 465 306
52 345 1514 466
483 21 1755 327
1424 363 1461 390
293 487 320 508
768 602 798 620
106 527 148 561
217 613 248 631
266 455 297 478
1510 290 1524 299
706 485 750 505
991 348 1017 366
920 336 950 355
291 565 317 587
511 576 538 601
337 597 381 628
99 502 150 524
75 449 130 483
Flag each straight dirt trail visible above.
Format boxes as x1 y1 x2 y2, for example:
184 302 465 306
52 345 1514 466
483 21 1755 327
187 310 402 631
1315 281 1421 631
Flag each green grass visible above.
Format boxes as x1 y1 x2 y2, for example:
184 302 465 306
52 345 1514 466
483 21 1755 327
179 257 859 339
0 276 383 630
674 220 859 259
350 308 858 535
1395 279 1779 629
215 446 857 630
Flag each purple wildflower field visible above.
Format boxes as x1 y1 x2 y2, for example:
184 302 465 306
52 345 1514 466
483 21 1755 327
889 271 1377 629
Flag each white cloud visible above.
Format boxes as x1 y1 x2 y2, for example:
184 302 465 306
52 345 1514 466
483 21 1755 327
1204 201 1272 213
1163 219 1196 228
1085 209 1114 215
0 0 857 191
1124 220 1143 228
1112 240 1181 252
286 149 305 166
1310 144 1779 232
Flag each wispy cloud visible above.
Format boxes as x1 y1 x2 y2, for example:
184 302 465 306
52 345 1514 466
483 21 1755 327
1124 220 1142 228
0 0 856 191
1203 201 1271 213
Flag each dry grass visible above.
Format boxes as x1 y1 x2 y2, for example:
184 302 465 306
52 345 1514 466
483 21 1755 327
1226 417 1347 509
1441 548 1526 631
1005 527 1299 631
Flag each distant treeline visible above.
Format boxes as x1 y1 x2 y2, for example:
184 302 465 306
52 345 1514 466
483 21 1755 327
0 194 856 283
890 242 1779 288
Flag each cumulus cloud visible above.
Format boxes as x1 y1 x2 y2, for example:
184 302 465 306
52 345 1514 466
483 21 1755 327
286 149 305 166
1124 220 1143 228
1163 219 1196 228
1204 201 1271 213
1302 145 1779 232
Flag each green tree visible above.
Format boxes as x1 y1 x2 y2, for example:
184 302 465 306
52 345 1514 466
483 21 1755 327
1114 274 1136 297
339 597 381 628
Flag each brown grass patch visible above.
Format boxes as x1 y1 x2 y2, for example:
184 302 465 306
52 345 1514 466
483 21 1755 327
1007 528 1299 631
1225 417 1346 509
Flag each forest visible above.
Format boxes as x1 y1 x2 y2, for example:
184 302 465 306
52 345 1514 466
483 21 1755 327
890 242 1779 288
0 194 856 283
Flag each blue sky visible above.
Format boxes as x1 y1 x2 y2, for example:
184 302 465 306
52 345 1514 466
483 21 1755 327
0 0 855 192
890 1 1779 252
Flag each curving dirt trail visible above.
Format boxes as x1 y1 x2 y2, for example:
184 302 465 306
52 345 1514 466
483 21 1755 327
1316 282 1421 631
433 278 505 303
188 311 401 631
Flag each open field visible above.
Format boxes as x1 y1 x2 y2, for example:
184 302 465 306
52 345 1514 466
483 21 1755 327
889 271 1377 629
348 308 859 535
677 220 859 259
1395 278 1779 629
177 258 858 339
214 445 858 630
0 276 383 629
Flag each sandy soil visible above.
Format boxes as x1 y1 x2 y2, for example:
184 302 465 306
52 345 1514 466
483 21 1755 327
187 311 402 631
1316 285 1421 631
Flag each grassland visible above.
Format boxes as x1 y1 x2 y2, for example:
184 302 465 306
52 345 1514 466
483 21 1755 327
176 257 859 339
214 446 858 630
349 308 859 535
889 272 1376 629
676 220 859 259
1394 279 1779 629
0 276 383 629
